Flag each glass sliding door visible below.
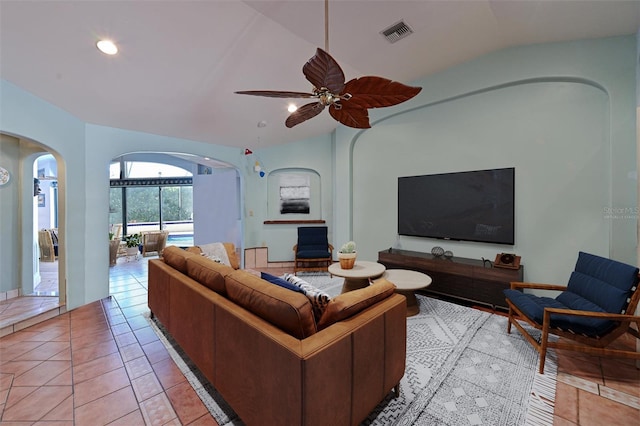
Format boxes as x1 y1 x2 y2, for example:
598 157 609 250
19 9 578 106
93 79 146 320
109 187 123 238
162 186 193 245
125 187 160 234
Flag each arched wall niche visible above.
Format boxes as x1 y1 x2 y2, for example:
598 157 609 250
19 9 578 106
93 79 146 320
337 76 617 290
266 168 322 221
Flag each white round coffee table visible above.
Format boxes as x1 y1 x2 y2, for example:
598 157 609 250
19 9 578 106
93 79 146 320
328 261 386 293
380 269 432 316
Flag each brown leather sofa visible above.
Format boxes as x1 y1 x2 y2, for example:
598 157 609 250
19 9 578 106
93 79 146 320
148 245 407 426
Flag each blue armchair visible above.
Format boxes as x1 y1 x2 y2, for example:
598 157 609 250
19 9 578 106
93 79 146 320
293 226 333 275
504 251 640 374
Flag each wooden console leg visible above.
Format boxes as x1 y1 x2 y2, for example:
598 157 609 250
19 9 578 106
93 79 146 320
393 383 400 398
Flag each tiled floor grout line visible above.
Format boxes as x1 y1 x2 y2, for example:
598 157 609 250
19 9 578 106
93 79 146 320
108 296 182 424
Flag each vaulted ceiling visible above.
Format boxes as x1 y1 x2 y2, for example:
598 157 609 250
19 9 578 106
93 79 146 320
1 1 638 149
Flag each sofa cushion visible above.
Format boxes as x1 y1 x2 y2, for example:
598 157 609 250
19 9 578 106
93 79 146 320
186 255 235 295
225 270 317 339
283 274 332 322
162 246 196 274
317 278 396 330
261 272 305 294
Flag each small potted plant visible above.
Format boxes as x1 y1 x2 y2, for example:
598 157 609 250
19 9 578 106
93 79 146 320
123 233 142 256
338 241 357 269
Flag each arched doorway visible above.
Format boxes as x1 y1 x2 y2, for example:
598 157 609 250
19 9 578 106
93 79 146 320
34 153 60 296
0 133 65 329
108 152 241 271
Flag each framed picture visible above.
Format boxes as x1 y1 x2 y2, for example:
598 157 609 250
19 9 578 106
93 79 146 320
37 194 45 207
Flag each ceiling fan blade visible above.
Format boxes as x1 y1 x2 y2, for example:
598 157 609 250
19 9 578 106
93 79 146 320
341 76 421 109
329 104 371 129
235 90 315 99
285 102 325 128
302 48 345 94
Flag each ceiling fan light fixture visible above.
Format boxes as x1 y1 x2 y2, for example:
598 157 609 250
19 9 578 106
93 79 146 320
234 1 421 129
96 39 118 55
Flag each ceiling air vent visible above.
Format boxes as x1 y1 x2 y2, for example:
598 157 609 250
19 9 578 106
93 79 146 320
381 20 413 44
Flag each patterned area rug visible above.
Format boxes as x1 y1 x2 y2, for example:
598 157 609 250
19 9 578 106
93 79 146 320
147 273 556 425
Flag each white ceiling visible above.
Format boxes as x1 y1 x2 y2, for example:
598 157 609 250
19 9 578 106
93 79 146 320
1 1 639 149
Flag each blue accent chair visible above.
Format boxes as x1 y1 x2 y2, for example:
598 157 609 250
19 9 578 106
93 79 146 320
504 252 640 374
293 226 333 275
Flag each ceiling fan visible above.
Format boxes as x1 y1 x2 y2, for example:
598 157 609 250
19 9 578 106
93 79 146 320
235 1 422 129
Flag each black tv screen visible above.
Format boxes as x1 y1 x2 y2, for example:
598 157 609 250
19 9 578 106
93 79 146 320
398 168 515 245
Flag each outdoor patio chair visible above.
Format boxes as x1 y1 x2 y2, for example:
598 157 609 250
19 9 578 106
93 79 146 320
38 229 56 262
504 251 640 374
141 230 169 257
293 226 333 275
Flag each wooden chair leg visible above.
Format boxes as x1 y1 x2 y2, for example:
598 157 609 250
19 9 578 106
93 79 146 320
539 311 551 374
393 383 400 398
507 307 513 334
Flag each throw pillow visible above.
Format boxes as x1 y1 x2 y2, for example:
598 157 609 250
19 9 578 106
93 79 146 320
204 253 223 263
317 278 396 329
283 273 332 322
261 272 305 294
197 243 231 267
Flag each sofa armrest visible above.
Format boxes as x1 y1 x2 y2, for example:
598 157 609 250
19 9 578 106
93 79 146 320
301 293 407 425
213 292 406 426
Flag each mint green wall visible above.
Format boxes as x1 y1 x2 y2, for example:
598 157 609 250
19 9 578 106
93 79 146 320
249 134 334 260
334 36 637 286
0 81 87 307
0 35 636 310
0 81 250 309
0 134 20 292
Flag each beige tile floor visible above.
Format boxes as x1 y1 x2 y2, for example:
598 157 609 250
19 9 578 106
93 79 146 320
0 257 638 425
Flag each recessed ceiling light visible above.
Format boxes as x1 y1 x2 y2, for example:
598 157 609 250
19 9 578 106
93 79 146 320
287 104 297 113
96 39 118 55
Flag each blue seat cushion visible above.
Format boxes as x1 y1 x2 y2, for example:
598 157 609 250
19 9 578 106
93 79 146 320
504 289 565 324
296 227 330 259
297 248 331 259
504 289 617 337
568 252 639 314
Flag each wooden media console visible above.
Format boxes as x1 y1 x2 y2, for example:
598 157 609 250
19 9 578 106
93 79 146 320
378 248 523 310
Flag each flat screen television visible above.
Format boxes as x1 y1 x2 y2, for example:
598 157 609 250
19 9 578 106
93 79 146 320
398 167 515 245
